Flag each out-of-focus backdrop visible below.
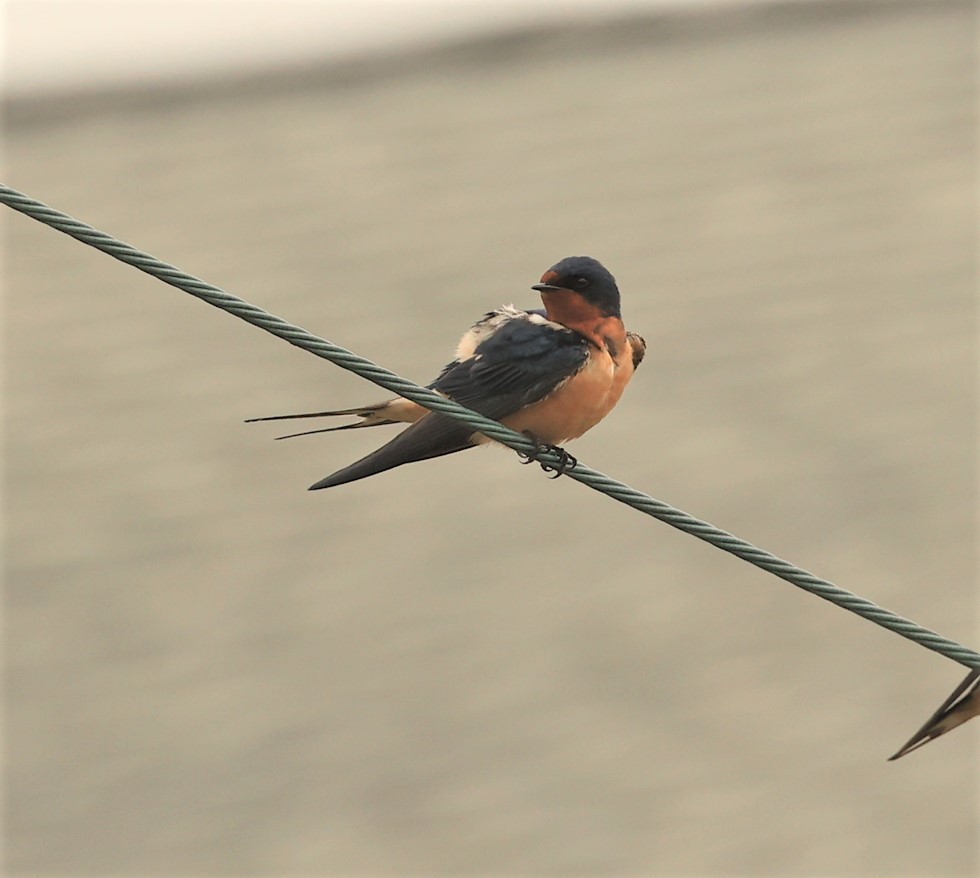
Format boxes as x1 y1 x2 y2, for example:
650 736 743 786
5 1 977 874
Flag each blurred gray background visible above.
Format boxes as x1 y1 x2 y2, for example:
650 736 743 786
5 0 977 874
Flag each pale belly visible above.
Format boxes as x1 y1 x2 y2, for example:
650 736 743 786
499 349 634 445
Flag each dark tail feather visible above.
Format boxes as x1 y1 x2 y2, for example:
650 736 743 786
273 421 396 440
888 668 980 760
309 416 475 490
246 403 396 439
245 406 383 423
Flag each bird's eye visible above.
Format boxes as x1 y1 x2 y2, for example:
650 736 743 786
575 276 589 289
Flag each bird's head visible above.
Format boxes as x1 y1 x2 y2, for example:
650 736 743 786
532 256 621 317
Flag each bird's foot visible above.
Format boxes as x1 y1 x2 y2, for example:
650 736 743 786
518 433 577 479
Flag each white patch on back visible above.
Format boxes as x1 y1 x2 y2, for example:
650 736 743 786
454 305 564 361
526 311 555 327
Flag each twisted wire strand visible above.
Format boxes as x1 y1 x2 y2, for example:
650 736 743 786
4 182 977 671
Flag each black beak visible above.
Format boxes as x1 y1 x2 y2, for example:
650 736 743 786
532 283 562 293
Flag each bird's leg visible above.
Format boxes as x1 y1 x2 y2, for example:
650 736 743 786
517 432 577 478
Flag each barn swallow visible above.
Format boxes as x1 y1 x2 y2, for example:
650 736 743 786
247 256 645 490
889 668 980 760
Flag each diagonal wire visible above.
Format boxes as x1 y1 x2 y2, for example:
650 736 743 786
3 182 978 671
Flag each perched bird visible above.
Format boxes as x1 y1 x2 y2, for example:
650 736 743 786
248 256 645 490
889 668 980 760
